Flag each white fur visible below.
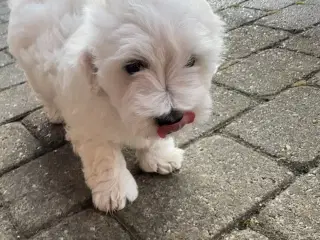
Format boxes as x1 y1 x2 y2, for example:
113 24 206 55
8 0 224 212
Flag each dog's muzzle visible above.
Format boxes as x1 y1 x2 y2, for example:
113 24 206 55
155 110 195 138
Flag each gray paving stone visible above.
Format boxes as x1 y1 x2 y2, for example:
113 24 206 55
256 2 320 31
22 109 65 148
226 25 289 60
0 208 19 240
0 51 13 66
282 25 320 57
219 7 266 30
242 0 297 11
0 145 90 236
223 229 269 240
225 87 320 163
214 49 320 95
0 13 9 23
32 210 130 240
256 168 320 240
0 22 8 35
0 33 7 49
208 0 245 11
0 83 41 124
0 122 42 174
117 136 293 239
310 71 320 86
175 85 251 146
0 63 25 90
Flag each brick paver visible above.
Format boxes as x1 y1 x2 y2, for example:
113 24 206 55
208 0 246 11
241 0 297 11
0 63 25 90
219 7 266 30
225 25 290 60
0 209 19 240
254 168 320 240
225 87 320 164
282 25 320 57
0 51 13 67
256 1 320 31
214 49 320 96
32 210 131 240
1 0 320 239
0 122 42 174
311 71 320 86
176 85 252 146
0 145 90 237
223 229 269 240
0 83 40 124
22 109 65 148
116 136 292 239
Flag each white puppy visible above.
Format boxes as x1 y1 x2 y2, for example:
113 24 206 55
7 0 224 212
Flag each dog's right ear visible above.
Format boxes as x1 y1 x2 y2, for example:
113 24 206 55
79 51 104 96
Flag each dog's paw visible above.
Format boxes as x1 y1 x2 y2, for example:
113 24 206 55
137 138 184 175
92 169 138 212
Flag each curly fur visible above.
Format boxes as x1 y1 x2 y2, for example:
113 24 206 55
8 0 224 212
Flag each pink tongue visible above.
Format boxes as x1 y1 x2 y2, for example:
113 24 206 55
157 111 195 138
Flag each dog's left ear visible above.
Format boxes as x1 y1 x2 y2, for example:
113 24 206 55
79 51 104 96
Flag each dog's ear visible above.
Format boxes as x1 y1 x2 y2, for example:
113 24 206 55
79 51 104 96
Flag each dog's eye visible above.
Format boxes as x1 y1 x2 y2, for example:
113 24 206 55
124 60 147 75
185 55 196 68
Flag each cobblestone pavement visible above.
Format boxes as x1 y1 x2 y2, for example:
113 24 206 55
1 0 320 239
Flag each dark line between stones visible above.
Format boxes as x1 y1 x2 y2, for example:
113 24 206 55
24 198 92 239
213 173 295 240
221 131 320 176
0 105 43 126
0 195 29 240
112 214 144 240
0 81 26 93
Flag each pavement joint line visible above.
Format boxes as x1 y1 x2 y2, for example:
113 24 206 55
215 0 250 12
226 14 268 32
0 81 26 93
213 80 272 102
20 116 67 151
214 70 320 100
0 106 43 127
112 214 144 240
213 82 268 102
222 36 293 70
24 198 93 239
178 104 257 150
246 224 289 240
222 128 320 177
280 46 320 59
0 142 66 178
255 20 320 34
0 194 28 240
240 2 297 12
212 170 295 240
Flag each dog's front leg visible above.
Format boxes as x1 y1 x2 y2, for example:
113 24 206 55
73 139 138 212
136 137 184 175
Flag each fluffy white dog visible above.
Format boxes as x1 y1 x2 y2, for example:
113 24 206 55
8 0 224 212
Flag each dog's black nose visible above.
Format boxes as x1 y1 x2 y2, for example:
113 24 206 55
155 110 184 126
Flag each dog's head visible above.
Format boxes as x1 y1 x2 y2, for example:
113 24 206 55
74 0 224 138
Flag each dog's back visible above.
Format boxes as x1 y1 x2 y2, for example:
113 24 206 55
7 0 84 101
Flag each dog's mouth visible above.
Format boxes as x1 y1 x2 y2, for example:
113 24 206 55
157 111 195 138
